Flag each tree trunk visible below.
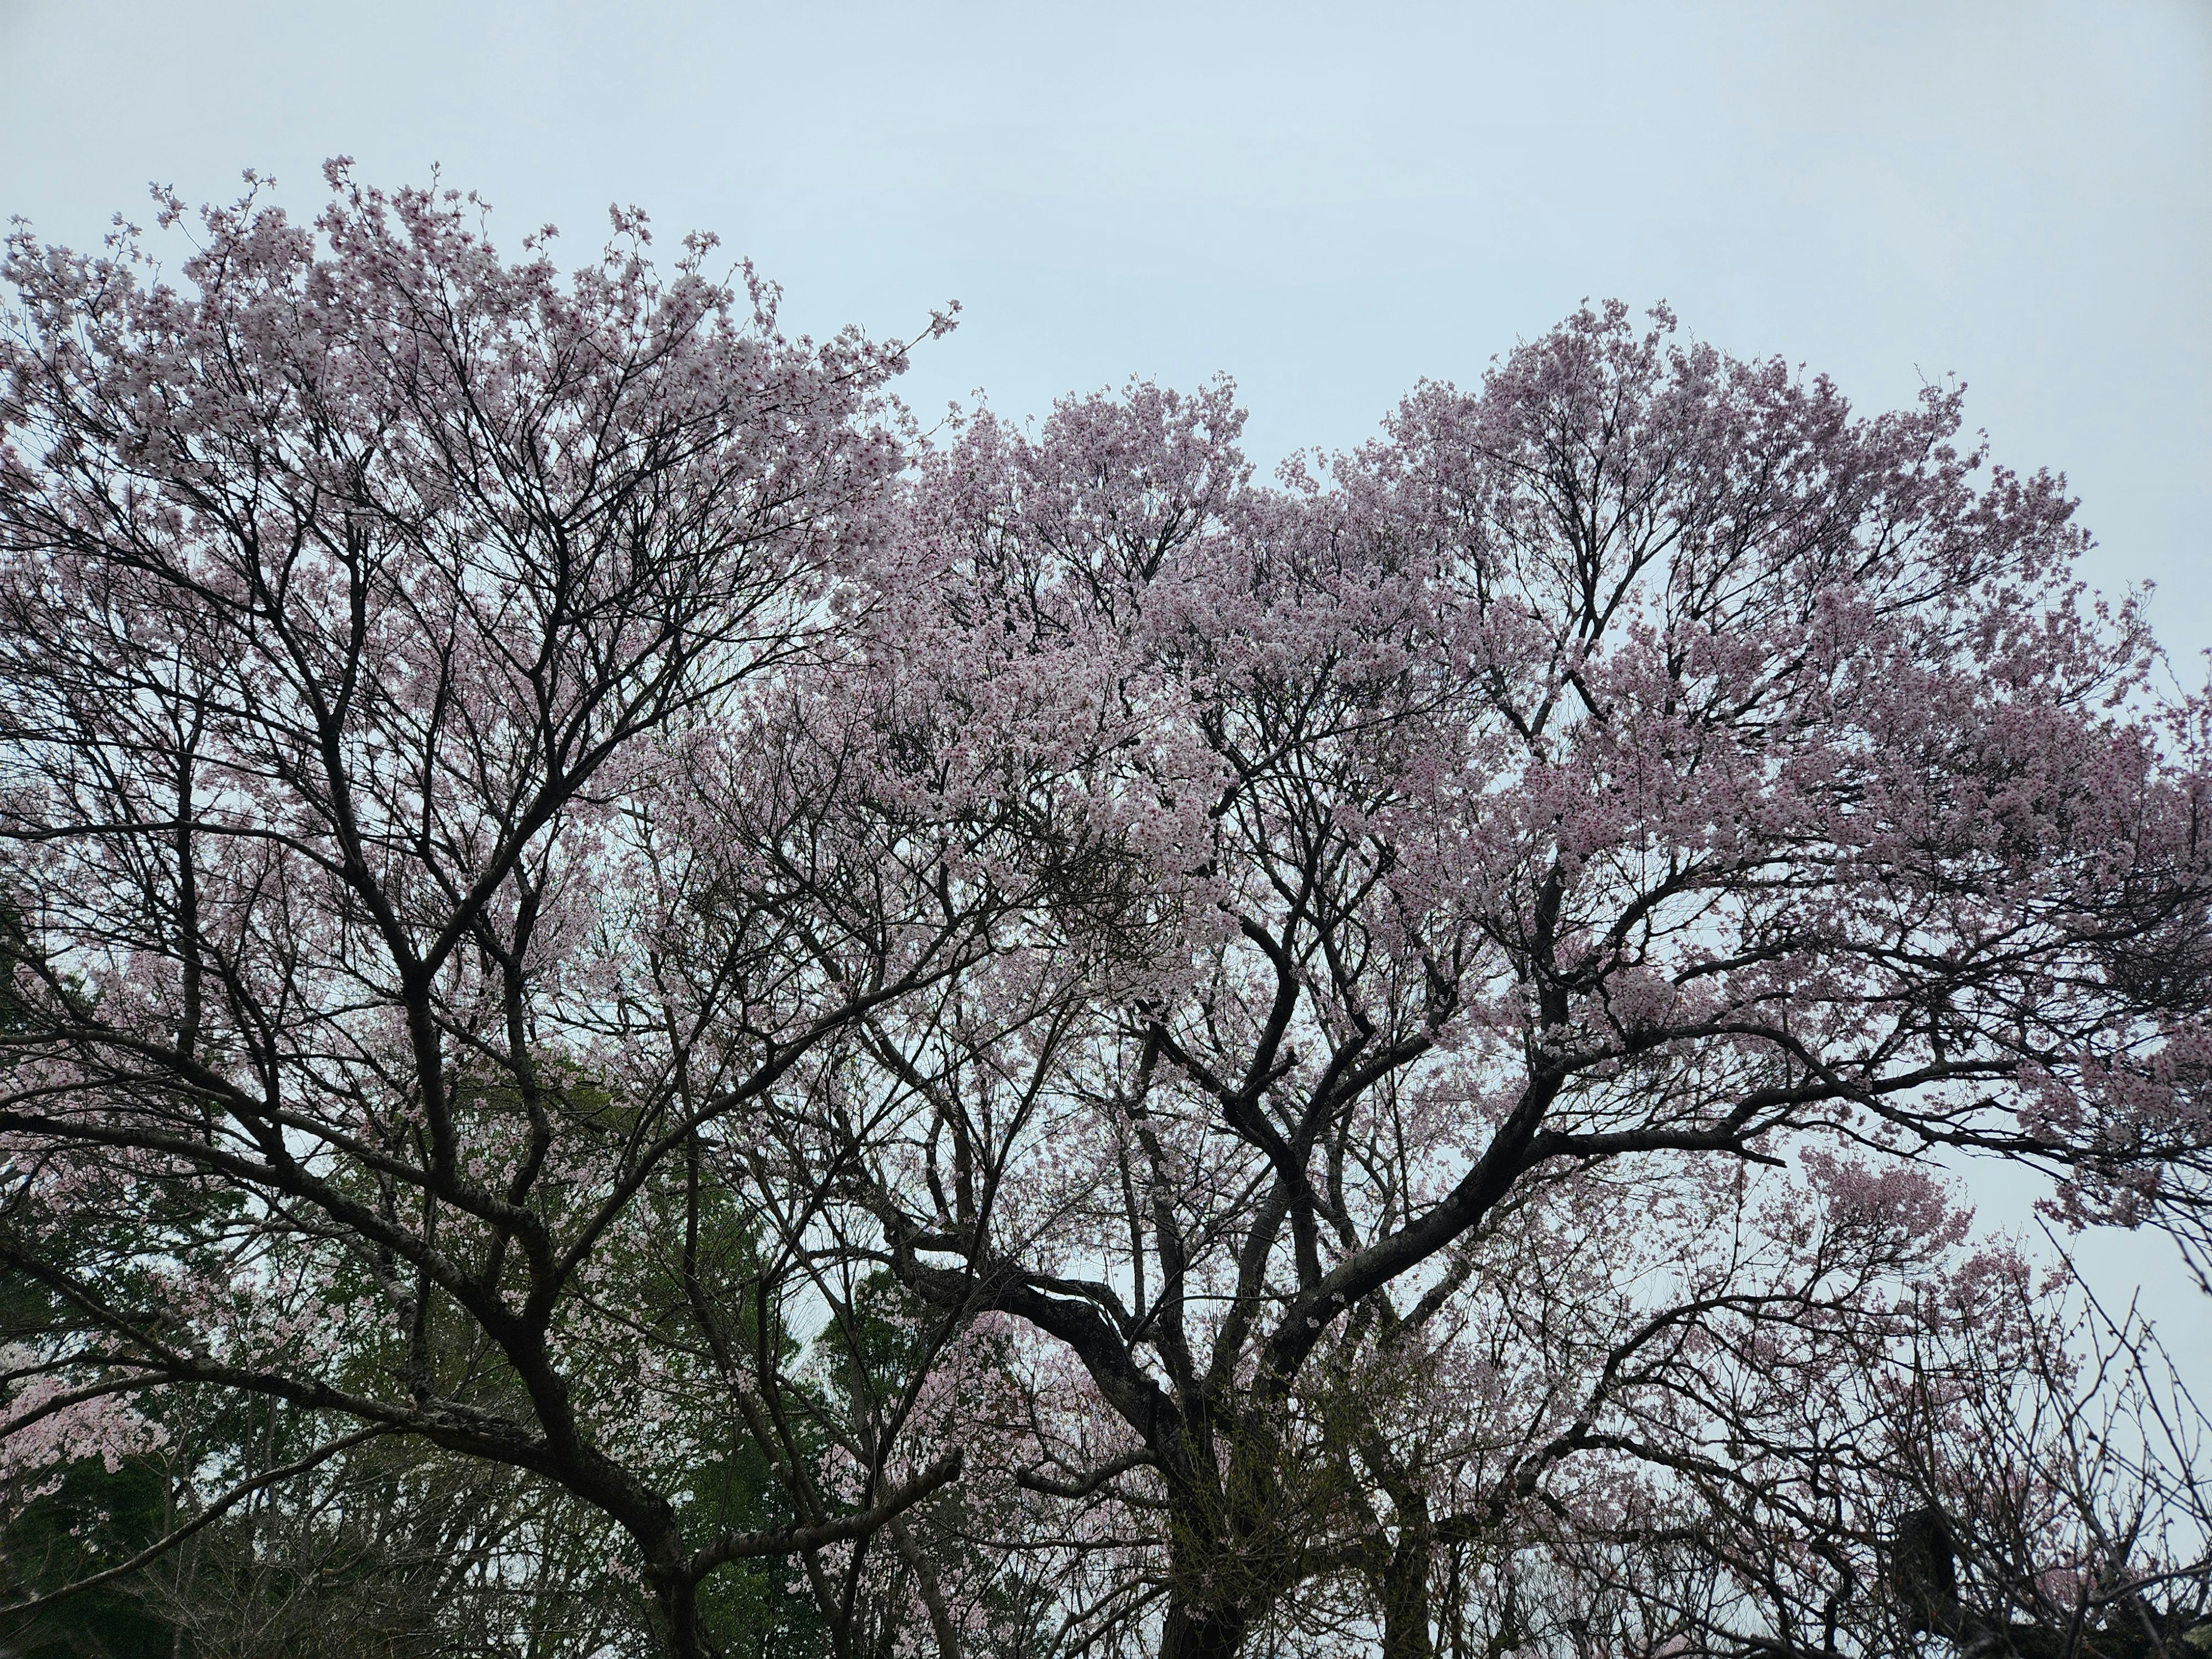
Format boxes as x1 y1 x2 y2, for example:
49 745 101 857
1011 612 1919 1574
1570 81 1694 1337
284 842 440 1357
645 1557 705 1659
1160 1597 1251 1659
1357 1435 1437 1659
1374 1528 1437 1659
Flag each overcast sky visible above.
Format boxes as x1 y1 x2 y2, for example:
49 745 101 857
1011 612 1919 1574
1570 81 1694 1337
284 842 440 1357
4 0 2209 1336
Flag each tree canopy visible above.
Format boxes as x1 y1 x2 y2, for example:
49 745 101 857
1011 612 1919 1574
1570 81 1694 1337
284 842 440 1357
2 171 2207 1659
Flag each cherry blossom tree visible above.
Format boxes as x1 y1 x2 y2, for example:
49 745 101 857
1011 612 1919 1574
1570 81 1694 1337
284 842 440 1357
3 162 2209 1659
0 166 1036 1658
843 305 2212 1658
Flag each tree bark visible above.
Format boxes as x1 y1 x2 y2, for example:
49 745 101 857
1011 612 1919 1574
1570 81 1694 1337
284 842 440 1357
1160 1598 1251 1659
645 1567 705 1659
1373 1528 1437 1659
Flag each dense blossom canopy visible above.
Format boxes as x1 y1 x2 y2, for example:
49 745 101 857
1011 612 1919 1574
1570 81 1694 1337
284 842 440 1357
0 175 2206 1659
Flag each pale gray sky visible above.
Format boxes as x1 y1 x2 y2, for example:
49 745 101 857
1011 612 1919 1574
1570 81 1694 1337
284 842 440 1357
3 0 2209 1339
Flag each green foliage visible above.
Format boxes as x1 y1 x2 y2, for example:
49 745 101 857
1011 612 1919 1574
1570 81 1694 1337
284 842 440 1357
689 1437 828 1659
0 1456 176 1659
0 1116 842 1659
